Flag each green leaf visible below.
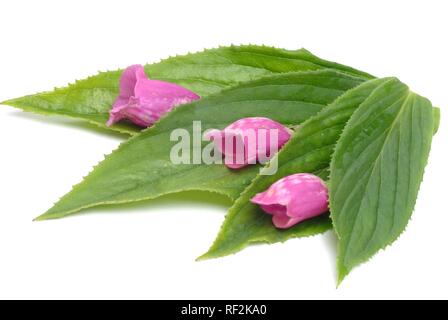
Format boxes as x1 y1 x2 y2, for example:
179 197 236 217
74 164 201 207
329 79 435 283
433 106 441 134
35 70 365 221
199 78 390 260
1 45 373 135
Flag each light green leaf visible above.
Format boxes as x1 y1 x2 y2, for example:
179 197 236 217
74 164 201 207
329 79 435 283
1 45 372 135
200 78 389 260
35 70 364 220
433 106 441 134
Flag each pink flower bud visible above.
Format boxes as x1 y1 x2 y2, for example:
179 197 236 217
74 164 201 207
205 117 292 169
107 65 200 127
251 173 329 229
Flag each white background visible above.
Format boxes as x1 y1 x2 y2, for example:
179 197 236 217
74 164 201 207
0 0 446 300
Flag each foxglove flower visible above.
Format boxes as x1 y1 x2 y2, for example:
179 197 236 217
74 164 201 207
251 173 329 229
205 117 292 169
107 65 200 127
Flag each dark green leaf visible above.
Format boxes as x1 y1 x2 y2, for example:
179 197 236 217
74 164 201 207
330 79 435 283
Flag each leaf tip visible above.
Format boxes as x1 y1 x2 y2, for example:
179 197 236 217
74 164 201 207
0 98 18 106
195 255 207 262
33 214 49 222
195 250 217 262
34 210 59 221
336 272 347 287
196 240 240 261
336 263 349 287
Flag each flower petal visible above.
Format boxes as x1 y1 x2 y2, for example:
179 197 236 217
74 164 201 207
118 65 147 100
207 117 292 169
272 214 301 229
135 79 200 102
107 65 200 127
251 173 329 229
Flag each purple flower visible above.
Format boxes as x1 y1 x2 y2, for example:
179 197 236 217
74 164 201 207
205 117 292 169
251 173 329 229
107 65 200 127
